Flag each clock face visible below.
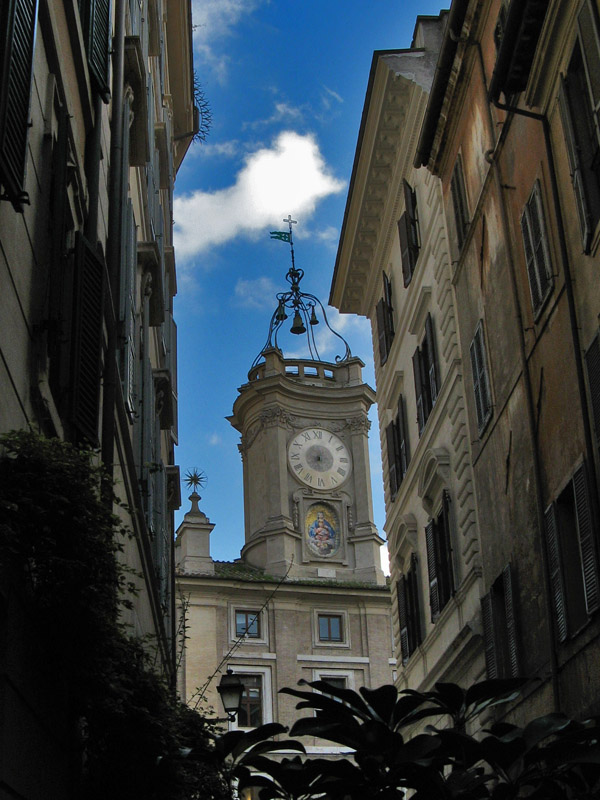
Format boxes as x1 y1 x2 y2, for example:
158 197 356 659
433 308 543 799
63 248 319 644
287 428 352 490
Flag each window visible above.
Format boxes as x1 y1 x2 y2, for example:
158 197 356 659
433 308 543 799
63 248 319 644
0 0 38 209
318 613 344 642
585 333 600 444
397 554 422 665
413 313 439 434
238 674 263 728
319 676 347 691
425 491 454 622
544 464 599 642
79 0 111 101
521 181 553 315
236 610 261 638
493 3 508 51
375 272 395 366
481 564 520 679
385 394 410 500
450 155 470 250
398 180 420 286
559 1 600 253
470 322 493 433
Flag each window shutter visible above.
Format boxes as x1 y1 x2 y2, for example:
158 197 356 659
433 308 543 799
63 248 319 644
407 553 421 651
398 213 412 287
70 235 105 444
425 520 440 622
397 394 410 478
470 333 484 428
502 564 520 677
413 348 425 434
383 272 394 344
585 334 600 444
470 323 492 430
577 0 600 146
530 184 552 301
0 0 38 207
120 201 137 412
425 313 439 404
543 503 568 642
376 298 388 366
397 577 410 664
559 77 592 252
386 420 398 500
404 180 419 263
439 490 455 604
481 592 498 679
521 203 542 311
451 158 469 249
84 0 111 101
573 464 600 614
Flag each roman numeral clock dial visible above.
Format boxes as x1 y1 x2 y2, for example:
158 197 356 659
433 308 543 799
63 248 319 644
287 428 352 490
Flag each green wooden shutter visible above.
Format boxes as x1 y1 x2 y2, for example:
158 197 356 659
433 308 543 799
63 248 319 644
71 235 105 444
0 0 38 207
386 421 398 500
397 394 410 479
481 591 498 679
397 577 409 664
503 564 520 677
413 348 425 434
398 212 412 287
425 313 439 405
451 158 469 249
84 0 111 101
407 553 421 652
544 503 568 643
425 520 440 622
376 299 388 367
438 490 454 606
573 464 600 615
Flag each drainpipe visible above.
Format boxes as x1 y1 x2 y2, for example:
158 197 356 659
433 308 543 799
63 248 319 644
471 43 561 711
101 0 127 485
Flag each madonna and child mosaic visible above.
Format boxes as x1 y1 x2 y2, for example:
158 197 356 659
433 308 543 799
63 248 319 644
305 504 340 558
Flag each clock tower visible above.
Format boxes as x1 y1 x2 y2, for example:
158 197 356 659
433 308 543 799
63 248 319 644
228 221 385 585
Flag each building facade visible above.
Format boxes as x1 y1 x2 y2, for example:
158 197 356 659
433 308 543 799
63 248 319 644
0 0 194 794
331 14 485 696
333 0 600 724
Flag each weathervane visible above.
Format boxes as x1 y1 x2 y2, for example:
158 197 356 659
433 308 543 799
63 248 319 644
251 216 351 368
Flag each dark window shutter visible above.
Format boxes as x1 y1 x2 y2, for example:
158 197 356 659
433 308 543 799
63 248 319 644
578 0 600 139
559 76 593 252
451 158 469 249
502 564 520 677
403 179 419 262
407 553 421 652
71 235 105 444
0 0 38 208
376 298 388 366
413 348 425 434
438 491 454 606
386 421 398 500
573 464 600 614
544 503 568 642
425 313 439 404
585 334 600 443
398 212 412 287
397 394 410 479
83 0 111 101
397 577 409 664
383 272 394 343
425 520 440 622
481 592 498 679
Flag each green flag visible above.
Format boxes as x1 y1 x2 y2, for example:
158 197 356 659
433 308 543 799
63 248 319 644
269 231 291 242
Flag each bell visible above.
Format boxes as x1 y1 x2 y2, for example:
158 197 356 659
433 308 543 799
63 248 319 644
309 306 319 326
276 301 287 322
290 310 306 335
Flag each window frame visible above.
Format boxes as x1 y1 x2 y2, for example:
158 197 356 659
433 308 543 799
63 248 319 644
230 606 267 645
413 313 440 435
450 154 470 251
235 609 261 639
520 180 553 317
481 564 520 679
470 321 493 434
397 553 422 665
313 609 350 648
425 491 455 622
386 394 411 501
228 666 273 731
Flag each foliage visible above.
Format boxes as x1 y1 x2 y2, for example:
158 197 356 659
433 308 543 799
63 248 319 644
0 431 230 800
219 678 600 800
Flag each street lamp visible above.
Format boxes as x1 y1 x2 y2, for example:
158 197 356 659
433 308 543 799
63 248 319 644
217 669 244 721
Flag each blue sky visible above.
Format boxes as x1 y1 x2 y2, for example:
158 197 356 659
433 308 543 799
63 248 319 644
173 0 445 565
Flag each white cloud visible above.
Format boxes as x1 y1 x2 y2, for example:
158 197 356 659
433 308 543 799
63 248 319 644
322 86 344 105
193 139 241 159
234 276 279 309
244 102 305 130
192 0 262 83
208 433 222 446
173 131 345 260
